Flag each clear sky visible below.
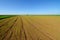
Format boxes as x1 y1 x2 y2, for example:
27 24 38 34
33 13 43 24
0 0 60 15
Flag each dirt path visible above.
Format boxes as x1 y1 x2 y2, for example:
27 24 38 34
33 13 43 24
0 16 60 40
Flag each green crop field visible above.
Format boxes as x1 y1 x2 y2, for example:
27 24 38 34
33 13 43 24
0 15 16 19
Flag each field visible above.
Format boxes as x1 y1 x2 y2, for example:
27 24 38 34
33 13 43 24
0 15 60 40
0 15 16 19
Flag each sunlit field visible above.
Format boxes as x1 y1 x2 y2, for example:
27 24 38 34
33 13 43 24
0 15 60 40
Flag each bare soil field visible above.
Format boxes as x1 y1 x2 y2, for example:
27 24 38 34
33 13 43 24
0 16 60 40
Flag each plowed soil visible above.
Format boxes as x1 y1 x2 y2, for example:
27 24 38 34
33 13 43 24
0 16 60 40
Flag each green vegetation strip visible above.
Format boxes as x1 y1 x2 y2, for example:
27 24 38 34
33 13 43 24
0 15 16 20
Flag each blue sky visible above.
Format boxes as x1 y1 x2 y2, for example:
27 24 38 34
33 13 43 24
0 0 60 15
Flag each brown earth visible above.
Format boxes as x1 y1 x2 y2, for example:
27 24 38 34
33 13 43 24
0 16 60 40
